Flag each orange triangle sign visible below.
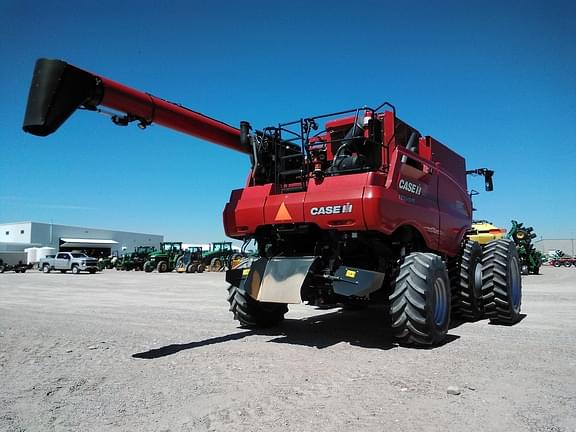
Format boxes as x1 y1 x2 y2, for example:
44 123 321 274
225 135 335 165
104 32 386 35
275 202 293 221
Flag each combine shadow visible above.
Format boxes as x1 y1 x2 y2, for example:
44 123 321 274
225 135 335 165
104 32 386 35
132 306 460 359
450 313 527 330
488 313 527 326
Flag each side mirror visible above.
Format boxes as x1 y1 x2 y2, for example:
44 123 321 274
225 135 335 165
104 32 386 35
484 170 494 191
466 168 494 192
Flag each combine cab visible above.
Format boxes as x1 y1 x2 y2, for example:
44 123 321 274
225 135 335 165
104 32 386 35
22 58 524 346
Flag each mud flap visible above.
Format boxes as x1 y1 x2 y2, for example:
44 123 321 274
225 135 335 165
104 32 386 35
226 257 316 304
332 266 385 298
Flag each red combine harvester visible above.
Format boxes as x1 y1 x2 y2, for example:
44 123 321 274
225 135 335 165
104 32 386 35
23 59 522 346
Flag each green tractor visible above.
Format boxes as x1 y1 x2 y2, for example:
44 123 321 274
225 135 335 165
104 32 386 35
202 242 243 271
97 255 118 271
144 242 183 273
175 246 206 273
507 220 542 275
117 246 157 271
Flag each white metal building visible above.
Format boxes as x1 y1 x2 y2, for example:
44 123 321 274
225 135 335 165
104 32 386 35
0 221 163 261
533 239 575 256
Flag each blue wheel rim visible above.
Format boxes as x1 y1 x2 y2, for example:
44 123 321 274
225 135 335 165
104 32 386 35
510 257 521 310
434 277 448 326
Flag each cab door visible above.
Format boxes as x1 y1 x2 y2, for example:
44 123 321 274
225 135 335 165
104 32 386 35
55 253 70 270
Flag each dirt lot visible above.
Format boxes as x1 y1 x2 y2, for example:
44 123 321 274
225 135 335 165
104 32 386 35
1 266 575 432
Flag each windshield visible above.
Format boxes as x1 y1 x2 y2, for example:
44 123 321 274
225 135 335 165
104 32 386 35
71 253 88 258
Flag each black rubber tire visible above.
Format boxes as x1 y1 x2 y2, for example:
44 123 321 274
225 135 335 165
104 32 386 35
227 283 288 328
144 261 153 273
212 258 223 271
42 265 51 273
71 265 80 274
452 241 484 320
482 239 522 324
88 269 96 274
157 261 168 273
0 265 5 273
175 257 183 272
197 265 205 274
532 266 540 275
186 264 197 273
389 252 451 346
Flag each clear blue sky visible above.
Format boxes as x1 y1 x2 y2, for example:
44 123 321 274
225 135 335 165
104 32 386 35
1 0 575 242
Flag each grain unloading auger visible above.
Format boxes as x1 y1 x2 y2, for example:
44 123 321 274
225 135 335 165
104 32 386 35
23 58 522 346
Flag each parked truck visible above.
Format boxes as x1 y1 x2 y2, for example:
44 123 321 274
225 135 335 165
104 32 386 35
39 252 99 274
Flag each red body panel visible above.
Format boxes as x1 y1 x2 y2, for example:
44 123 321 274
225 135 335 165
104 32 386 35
225 139 472 257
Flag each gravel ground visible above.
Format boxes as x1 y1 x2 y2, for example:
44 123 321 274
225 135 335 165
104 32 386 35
0 266 575 432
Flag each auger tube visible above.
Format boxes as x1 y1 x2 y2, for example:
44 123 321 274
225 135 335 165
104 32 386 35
22 58 249 154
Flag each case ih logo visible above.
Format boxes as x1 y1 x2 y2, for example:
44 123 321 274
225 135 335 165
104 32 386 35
399 179 423 196
310 203 353 216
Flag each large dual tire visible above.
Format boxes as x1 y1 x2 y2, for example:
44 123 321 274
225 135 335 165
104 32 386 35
451 241 484 320
389 252 451 346
227 283 288 328
482 239 522 324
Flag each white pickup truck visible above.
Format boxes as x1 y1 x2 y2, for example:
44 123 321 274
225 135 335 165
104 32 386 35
40 252 99 274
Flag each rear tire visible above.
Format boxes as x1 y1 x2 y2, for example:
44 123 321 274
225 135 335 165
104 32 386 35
186 264 197 273
389 252 451 346
482 239 522 324
197 265 205 273
157 261 168 273
227 283 287 328
452 241 484 320
211 258 223 271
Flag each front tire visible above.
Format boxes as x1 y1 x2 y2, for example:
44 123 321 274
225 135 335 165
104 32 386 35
144 261 153 272
71 265 80 274
157 261 168 273
43 265 51 273
389 253 451 346
482 239 522 324
227 283 287 328
452 241 484 320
